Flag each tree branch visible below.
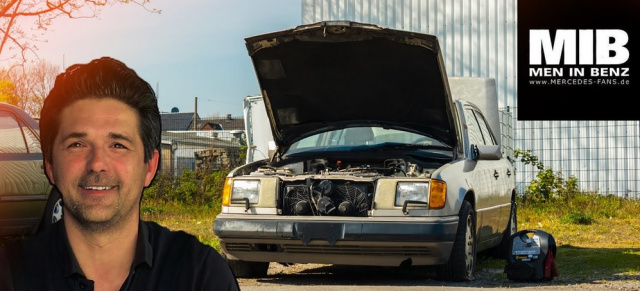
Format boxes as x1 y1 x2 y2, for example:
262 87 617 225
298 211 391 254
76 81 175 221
1 0 160 64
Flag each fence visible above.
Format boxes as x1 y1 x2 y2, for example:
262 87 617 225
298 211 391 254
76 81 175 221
161 113 640 199
159 115 246 176
500 108 640 199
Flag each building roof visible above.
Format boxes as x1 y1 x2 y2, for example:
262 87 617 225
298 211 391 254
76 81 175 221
161 112 199 131
161 131 240 149
191 114 245 131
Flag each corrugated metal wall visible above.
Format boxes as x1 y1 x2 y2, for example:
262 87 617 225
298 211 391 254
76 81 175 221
301 0 640 198
302 0 516 110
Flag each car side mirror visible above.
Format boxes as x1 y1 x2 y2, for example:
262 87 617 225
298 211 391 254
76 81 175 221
470 144 480 161
471 144 503 161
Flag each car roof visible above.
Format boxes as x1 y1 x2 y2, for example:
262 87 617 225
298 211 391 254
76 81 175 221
0 102 40 130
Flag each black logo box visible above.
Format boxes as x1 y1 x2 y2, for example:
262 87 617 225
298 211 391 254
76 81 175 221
517 0 637 120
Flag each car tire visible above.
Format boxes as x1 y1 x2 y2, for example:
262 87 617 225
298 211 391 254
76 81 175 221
437 200 476 282
37 187 63 234
221 252 269 278
492 199 517 259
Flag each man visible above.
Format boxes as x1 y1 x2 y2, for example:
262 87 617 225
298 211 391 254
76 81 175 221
0 57 240 291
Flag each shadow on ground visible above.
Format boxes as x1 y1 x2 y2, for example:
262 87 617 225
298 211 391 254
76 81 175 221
245 247 639 288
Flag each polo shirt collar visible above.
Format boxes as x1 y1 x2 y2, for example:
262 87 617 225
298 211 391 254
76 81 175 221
58 220 153 278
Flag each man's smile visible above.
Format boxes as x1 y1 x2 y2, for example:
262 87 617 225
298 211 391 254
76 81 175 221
82 186 115 191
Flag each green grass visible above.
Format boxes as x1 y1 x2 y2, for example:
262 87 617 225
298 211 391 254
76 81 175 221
141 192 640 282
476 246 640 283
140 200 221 251
474 195 640 283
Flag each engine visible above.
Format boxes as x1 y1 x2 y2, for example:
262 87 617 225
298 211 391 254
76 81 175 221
282 179 372 216
252 158 433 217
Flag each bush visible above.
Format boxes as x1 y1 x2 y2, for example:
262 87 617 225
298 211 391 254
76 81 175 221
144 168 230 209
513 148 640 227
514 149 579 205
561 211 595 225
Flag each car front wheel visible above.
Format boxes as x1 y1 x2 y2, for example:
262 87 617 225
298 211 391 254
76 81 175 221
37 187 63 234
437 200 476 281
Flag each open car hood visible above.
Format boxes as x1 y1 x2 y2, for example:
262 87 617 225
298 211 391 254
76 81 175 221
245 21 459 151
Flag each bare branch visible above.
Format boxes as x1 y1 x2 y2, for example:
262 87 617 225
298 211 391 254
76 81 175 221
2 58 60 116
0 0 160 64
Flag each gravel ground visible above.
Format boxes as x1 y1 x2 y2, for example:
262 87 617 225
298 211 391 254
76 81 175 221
237 263 640 290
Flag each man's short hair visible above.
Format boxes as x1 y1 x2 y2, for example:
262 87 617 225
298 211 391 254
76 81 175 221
40 57 161 163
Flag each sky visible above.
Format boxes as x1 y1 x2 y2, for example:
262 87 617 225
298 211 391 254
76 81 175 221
8 0 302 118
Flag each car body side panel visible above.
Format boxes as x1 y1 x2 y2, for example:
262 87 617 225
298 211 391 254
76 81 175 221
0 103 52 237
0 154 51 198
0 200 46 236
436 158 512 250
445 100 514 248
469 158 506 240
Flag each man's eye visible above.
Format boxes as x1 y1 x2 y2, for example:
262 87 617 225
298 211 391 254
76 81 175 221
113 143 128 149
68 142 83 148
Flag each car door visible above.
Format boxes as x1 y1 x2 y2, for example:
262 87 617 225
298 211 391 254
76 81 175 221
0 106 51 236
463 104 511 244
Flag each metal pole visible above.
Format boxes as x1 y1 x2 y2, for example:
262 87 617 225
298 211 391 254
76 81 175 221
194 97 198 130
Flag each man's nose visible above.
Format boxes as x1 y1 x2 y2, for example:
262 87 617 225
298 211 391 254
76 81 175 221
88 146 109 172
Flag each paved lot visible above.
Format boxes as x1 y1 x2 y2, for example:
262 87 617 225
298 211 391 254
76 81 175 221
237 263 640 291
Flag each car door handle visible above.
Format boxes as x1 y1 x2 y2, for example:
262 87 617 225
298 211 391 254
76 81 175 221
494 170 499 180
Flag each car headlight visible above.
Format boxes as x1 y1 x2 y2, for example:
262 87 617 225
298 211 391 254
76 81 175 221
395 182 429 206
395 180 446 209
223 178 260 206
231 179 260 204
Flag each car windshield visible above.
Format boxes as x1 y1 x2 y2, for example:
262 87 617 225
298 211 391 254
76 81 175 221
286 126 448 154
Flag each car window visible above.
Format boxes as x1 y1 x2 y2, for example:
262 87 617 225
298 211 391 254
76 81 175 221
22 123 41 153
295 134 321 148
288 126 444 154
474 110 496 145
464 107 485 146
0 110 29 154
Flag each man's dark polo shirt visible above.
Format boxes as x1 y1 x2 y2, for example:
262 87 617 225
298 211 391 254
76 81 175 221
0 220 240 291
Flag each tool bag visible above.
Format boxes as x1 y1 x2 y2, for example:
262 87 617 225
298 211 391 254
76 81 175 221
504 228 558 281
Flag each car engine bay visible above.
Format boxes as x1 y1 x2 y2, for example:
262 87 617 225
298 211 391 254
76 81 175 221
244 157 440 217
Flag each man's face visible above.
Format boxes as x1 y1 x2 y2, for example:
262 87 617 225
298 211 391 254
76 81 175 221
45 98 158 231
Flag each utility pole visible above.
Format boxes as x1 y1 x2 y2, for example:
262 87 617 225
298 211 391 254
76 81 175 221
193 97 198 130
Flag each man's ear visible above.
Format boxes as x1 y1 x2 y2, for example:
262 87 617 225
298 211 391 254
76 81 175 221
144 150 160 187
44 158 56 185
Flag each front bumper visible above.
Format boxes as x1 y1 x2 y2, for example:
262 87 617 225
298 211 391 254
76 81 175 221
213 215 459 266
